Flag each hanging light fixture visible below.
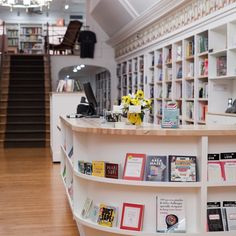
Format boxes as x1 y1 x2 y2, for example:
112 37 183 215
0 0 53 10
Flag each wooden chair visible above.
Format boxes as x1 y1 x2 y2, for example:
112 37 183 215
46 20 83 55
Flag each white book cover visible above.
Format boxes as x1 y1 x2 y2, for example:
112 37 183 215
224 207 236 231
156 196 186 233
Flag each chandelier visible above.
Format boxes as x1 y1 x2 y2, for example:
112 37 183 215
0 0 53 10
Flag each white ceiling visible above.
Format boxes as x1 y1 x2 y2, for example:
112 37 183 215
90 0 160 37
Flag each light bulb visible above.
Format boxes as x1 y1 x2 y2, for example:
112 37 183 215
64 4 69 10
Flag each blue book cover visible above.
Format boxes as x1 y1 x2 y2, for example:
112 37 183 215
145 155 168 182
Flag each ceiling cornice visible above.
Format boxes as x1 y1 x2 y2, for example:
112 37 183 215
107 0 188 47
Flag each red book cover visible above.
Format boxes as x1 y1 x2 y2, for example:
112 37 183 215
123 153 146 181
120 203 144 231
105 163 119 179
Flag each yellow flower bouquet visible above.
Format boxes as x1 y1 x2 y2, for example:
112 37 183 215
121 90 152 125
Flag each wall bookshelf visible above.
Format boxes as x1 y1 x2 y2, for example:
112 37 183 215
95 70 111 115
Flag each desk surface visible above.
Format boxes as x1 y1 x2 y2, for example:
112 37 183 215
60 116 236 136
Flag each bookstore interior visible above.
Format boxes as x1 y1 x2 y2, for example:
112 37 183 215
1 0 236 236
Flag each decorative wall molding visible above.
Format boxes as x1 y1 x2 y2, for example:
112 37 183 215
114 0 236 58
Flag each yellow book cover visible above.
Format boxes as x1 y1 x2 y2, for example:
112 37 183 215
97 203 117 227
92 161 105 177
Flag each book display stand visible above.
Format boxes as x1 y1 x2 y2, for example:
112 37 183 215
60 115 236 236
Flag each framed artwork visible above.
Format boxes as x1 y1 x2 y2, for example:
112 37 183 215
120 203 144 231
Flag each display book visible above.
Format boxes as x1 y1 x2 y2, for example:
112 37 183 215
207 152 236 183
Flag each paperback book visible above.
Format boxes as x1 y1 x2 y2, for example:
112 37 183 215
207 154 223 182
97 203 118 227
156 196 186 233
169 155 197 182
220 152 236 182
145 155 168 182
222 201 236 231
92 161 105 177
105 162 120 179
207 202 224 232
84 162 92 175
81 197 93 219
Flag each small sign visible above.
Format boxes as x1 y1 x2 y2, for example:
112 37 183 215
129 105 141 113
113 105 123 114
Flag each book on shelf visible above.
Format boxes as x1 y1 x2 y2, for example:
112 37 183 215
216 56 227 76
84 162 92 175
199 58 208 76
81 197 93 219
158 53 163 65
78 160 85 173
120 202 144 231
176 66 182 79
187 62 194 77
207 201 224 232
169 155 197 182
105 162 120 179
62 165 66 181
199 34 208 53
123 153 146 181
68 146 73 158
166 48 172 63
176 45 182 61
222 201 236 231
156 196 186 233
220 152 236 182
89 204 100 223
145 155 168 181
207 153 223 182
92 161 105 177
186 39 194 56
97 203 118 227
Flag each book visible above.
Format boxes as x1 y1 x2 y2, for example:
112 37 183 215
78 160 85 173
156 196 186 233
145 155 168 181
105 162 120 179
120 203 144 231
169 155 197 182
97 203 118 227
89 204 100 222
220 152 236 182
92 161 105 177
81 197 93 219
161 102 179 128
68 146 73 158
207 202 224 232
84 162 92 175
123 153 146 181
222 201 236 231
207 154 223 182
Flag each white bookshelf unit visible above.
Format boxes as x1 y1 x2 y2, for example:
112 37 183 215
116 17 236 126
60 116 236 236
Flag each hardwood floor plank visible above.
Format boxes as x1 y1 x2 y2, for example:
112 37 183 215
0 148 79 236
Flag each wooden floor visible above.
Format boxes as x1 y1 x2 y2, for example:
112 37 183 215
0 148 80 236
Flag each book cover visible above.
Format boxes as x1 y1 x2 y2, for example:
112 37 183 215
207 207 224 231
89 204 100 223
92 161 105 177
123 153 146 181
81 197 93 219
68 146 73 158
84 162 92 175
207 154 223 182
78 160 85 174
105 162 120 179
97 203 118 227
156 196 186 233
120 203 144 231
169 155 197 182
145 155 168 182
220 152 236 182
222 201 236 231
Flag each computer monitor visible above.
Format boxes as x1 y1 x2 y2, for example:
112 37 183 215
83 82 98 116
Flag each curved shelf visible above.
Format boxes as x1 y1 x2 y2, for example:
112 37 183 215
61 145 73 169
74 171 202 188
74 213 200 236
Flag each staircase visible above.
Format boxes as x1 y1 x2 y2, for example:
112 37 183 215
0 54 50 148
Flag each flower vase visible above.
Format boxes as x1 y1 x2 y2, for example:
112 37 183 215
127 112 144 126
